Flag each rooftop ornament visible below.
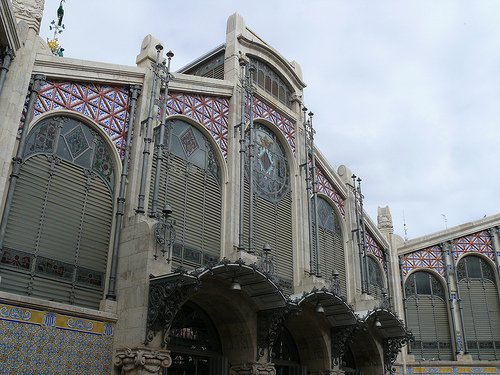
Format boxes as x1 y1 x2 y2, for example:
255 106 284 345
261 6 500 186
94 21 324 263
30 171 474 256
47 0 65 56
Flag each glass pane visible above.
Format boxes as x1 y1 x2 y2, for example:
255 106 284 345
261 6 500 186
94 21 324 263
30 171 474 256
415 272 431 295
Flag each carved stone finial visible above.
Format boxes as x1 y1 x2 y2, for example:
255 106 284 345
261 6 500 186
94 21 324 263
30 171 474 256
12 0 44 33
377 206 393 232
115 347 172 375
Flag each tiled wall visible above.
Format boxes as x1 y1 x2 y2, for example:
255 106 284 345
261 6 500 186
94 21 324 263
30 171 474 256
0 303 113 374
395 366 500 374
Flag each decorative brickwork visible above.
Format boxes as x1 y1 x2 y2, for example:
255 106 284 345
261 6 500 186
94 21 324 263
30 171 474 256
315 164 345 217
452 230 495 262
401 245 446 277
30 80 131 158
366 231 385 265
165 92 229 158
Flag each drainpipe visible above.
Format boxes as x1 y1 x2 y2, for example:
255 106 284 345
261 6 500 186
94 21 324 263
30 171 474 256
0 47 14 96
302 107 315 274
106 85 141 300
0 74 45 254
150 50 174 218
136 45 162 214
441 241 458 357
450 239 468 354
237 58 247 251
247 65 255 254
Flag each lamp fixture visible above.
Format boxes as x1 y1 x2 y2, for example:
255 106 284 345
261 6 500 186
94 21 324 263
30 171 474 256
374 317 382 328
315 302 325 314
230 278 241 291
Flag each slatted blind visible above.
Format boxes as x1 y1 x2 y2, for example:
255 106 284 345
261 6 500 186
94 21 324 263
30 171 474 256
318 227 346 295
243 181 294 292
405 272 453 361
1 155 112 309
149 121 222 269
457 256 500 360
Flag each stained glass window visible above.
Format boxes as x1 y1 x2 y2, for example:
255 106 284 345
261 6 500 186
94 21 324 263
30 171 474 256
245 123 290 202
249 57 293 107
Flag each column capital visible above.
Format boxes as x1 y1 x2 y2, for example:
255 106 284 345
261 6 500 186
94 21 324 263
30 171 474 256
114 347 171 375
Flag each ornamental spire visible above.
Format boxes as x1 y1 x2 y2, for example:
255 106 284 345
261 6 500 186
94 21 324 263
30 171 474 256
47 0 65 56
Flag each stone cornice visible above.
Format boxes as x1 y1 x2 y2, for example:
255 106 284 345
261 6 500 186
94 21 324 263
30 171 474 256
398 213 500 255
169 72 233 97
33 54 145 86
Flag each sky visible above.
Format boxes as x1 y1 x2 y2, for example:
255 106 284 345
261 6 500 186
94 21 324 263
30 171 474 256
40 0 500 240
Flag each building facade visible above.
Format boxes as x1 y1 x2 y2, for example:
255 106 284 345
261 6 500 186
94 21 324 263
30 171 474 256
0 1 498 374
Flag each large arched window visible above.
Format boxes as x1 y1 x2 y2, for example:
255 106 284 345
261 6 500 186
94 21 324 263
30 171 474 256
243 123 293 292
404 271 453 360
366 256 384 297
316 196 346 295
0 116 116 309
457 255 500 360
150 119 222 269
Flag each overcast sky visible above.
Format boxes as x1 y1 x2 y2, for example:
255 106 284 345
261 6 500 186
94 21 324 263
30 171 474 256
40 0 500 240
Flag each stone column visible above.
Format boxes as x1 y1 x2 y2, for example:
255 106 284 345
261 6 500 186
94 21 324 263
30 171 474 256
114 347 171 375
230 362 276 375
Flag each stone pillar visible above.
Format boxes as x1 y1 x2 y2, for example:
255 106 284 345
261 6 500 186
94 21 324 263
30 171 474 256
114 347 171 375
230 362 276 375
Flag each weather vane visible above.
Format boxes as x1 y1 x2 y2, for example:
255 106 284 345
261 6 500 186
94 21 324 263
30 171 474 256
47 0 66 56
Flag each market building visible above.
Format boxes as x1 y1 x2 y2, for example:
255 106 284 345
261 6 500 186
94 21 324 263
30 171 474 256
0 1 498 374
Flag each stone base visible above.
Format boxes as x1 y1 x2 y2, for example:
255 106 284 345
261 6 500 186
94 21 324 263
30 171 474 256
230 362 276 375
115 347 171 375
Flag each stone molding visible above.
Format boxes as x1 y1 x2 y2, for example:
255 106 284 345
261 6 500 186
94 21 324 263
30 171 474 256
114 347 171 375
230 362 276 375
12 0 43 32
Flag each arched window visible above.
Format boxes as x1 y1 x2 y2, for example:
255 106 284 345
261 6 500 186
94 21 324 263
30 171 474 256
316 196 346 295
250 58 293 108
0 116 116 309
243 123 293 292
404 271 453 360
168 302 225 375
273 327 301 375
457 255 500 360
150 119 222 269
366 256 384 297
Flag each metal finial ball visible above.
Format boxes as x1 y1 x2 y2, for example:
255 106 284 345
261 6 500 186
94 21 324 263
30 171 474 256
308 111 314 117
166 50 174 58
155 44 164 52
249 64 256 73
302 107 308 112
239 58 247 67
162 203 173 216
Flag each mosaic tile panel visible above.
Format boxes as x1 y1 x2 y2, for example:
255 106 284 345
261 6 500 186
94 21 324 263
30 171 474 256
252 96 296 152
315 163 345 217
166 92 229 158
0 303 113 374
402 245 446 277
366 230 385 265
397 366 500 374
27 80 131 159
452 230 495 262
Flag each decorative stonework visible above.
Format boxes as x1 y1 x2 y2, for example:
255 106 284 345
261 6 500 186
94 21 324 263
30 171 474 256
452 230 495 262
401 245 445 277
165 92 229 158
316 164 345 217
115 347 172 375
230 362 276 375
25 80 131 159
12 0 44 32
